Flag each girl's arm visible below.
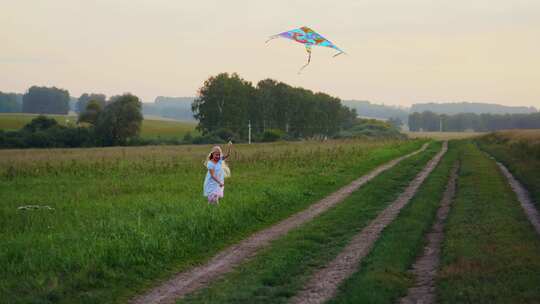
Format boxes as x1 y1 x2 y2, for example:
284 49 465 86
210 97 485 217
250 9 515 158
209 169 223 186
222 142 232 160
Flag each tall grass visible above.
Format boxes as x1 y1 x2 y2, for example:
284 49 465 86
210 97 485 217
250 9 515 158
477 130 540 205
0 139 424 303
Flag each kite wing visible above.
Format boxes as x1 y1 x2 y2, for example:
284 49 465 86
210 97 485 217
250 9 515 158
266 26 345 72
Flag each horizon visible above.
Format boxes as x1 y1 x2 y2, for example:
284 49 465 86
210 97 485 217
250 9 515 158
1 1 539 108
1 87 538 110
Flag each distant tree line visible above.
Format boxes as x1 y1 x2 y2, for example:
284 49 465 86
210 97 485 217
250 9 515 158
142 96 195 121
0 94 143 148
192 73 357 140
0 92 23 112
342 100 409 123
410 102 537 115
409 111 540 132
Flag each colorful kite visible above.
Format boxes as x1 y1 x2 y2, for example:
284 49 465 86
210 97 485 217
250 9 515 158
266 26 345 73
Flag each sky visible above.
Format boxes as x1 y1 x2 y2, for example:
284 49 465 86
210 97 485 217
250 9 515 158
1 0 539 108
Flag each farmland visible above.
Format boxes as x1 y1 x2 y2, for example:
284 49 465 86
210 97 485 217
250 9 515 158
2 133 540 304
0 113 197 139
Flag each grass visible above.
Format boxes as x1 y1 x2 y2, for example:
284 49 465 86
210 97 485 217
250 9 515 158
0 113 197 139
0 113 77 130
140 119 198 139
0 139 425 303
328 140 459 303
406 131 485 140
437 142 540 303
177 142 441 304
477 130 540 206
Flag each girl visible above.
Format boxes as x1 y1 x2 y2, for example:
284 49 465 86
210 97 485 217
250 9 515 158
203 143 232 204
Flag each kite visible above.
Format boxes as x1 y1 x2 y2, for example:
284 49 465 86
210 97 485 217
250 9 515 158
266 26 345 73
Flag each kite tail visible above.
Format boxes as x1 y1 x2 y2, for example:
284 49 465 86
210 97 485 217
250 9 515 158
298 51 312 74
265 35 280 43
333 51 346 57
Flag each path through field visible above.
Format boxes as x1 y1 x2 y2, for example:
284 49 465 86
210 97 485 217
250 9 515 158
399 161 459 304
130 144 429 304
290 141 447 304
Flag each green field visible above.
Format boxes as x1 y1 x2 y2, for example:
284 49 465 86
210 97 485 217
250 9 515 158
179 142 442 303
0 113 197 139
2 134 540 304
0 139 423 303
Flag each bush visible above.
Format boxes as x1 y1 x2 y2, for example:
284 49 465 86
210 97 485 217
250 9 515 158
261 129 284 142
335 119 405 140
211 128 238 142
191 134 225 145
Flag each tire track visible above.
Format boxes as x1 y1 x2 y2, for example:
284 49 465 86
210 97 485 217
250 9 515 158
130 143 430 304
290 142 447 304
399 161 459 304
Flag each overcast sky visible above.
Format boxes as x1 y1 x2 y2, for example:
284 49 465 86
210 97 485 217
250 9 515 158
1 0 539 107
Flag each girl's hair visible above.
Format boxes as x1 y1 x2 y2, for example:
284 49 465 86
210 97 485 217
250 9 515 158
204 146 231 178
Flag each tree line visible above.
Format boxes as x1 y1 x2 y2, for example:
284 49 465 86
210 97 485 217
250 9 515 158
409 111 540 132
192 73 357 140
0 94 143 148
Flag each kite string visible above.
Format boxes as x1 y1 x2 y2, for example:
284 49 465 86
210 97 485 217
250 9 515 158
298 51 312 74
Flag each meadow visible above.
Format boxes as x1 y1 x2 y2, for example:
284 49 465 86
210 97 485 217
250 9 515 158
2 130 540 304
0 113 197 139
0 138 423 303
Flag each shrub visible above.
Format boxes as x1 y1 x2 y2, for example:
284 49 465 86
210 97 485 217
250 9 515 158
261 129 284 142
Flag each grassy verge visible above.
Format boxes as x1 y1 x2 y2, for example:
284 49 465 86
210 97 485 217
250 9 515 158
327 141 459 304
477 132 540 206
0 140 424 304
438 142 540 303
178 142 442 304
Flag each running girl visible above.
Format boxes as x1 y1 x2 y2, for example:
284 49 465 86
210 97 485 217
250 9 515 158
203 144 231 204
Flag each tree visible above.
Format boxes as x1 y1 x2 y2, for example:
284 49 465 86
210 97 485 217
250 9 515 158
408 112 422 131
95 93 143 145
388 117 403 130
76 93 106 113
0 92 22 113
78 100 102 125
192 73 255 137
22 86 70 114
22 115 59 132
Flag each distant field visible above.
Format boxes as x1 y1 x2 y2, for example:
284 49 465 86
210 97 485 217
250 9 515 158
140 119 197 139
0 113 197 139
0 113 77 129
490 129 540 144
405 131 485 140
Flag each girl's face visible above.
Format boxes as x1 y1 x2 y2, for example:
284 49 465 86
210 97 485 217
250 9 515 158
212 151 221 161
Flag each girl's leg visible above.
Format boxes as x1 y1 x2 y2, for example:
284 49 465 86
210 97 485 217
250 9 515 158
208 193 219 204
